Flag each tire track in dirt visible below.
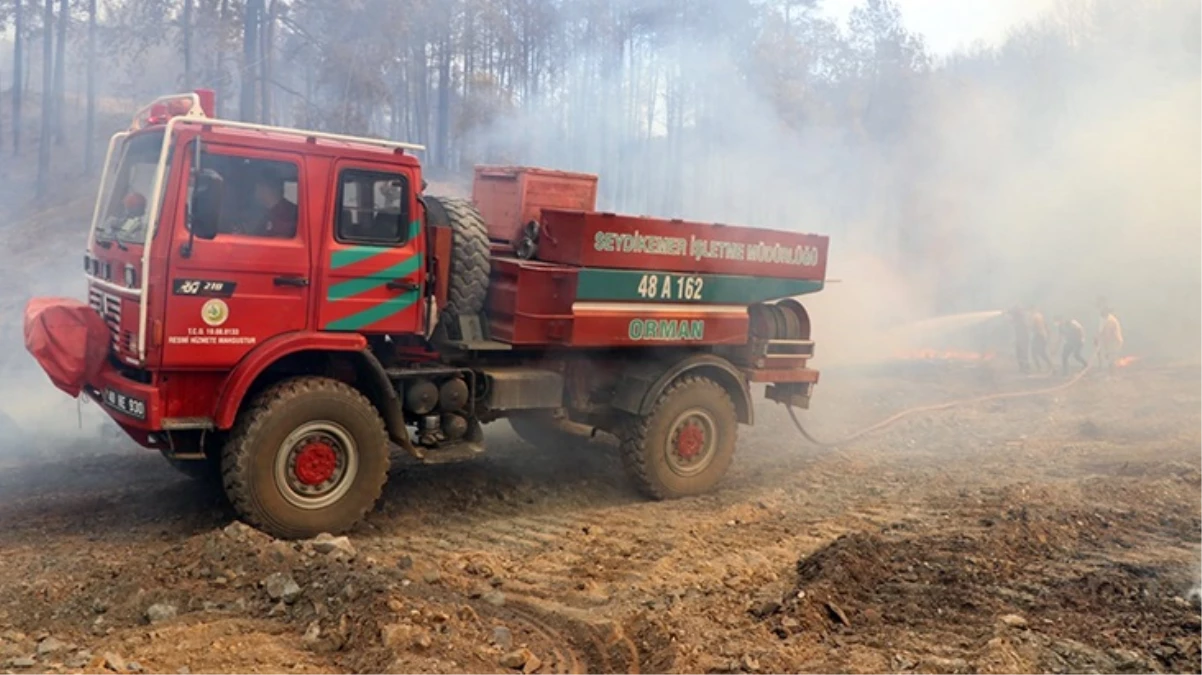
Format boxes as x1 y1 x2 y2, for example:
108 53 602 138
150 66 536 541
359 446 921 667
384 580 656 673
0 368 1195 673
503 599 648 674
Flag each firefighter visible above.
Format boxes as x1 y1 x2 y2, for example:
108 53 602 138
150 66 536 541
1096 308 1124 374
1008 305 1030 373
1057 316 1088 375
1029 308 1053 372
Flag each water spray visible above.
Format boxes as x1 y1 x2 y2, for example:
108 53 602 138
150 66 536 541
787 346 1101 448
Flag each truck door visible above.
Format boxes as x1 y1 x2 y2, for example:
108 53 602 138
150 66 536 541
162 144 311 368
318 163 424 334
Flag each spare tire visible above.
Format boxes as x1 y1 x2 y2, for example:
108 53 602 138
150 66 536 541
424 196 490 320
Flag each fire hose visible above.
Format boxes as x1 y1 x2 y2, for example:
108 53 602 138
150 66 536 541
786 347 1102 448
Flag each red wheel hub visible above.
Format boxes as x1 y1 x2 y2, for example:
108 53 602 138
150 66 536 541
675 423 706 460
294 442 338 486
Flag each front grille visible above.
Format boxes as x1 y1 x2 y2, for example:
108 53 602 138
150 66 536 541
88 287 123 349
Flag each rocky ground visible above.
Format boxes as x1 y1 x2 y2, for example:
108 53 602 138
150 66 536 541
0 360 1198 674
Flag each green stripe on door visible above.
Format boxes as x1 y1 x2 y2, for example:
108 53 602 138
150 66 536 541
325 291 421 331
575 269 824 304
330 220 423 269
327 254 423 301
332 246 385 269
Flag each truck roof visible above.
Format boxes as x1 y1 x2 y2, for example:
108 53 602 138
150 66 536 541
174 120 424 168
125 91 424 168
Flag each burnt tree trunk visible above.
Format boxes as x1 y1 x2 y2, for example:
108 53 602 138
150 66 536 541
52 0 66 144
36 0 53 197
182 0 193 90
12 0 22 154
215 0 230 118
240 0 261 121
258 0 273 124
435 37 450 170
413 40 429 146
84 0 96 173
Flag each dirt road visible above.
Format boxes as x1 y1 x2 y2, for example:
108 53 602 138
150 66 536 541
0 362 1198 674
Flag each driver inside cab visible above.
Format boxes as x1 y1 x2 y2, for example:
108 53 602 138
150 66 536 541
115 191 147 236
246 170 298 238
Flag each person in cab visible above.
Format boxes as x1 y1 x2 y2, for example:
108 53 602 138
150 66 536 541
249 170 298 238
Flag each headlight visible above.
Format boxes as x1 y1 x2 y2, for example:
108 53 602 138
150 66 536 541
124 264 137 288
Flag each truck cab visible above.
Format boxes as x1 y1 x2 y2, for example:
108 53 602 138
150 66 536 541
91 92 430 371
26 90 828 539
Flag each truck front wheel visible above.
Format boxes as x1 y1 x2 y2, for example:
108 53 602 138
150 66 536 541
221 377 390 539
618 376 738 499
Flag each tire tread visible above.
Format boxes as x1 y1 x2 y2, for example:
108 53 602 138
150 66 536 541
618 375 736 499
429 196 490 318
221 376 388 539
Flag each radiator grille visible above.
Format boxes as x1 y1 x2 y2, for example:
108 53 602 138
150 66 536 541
88 287 123 349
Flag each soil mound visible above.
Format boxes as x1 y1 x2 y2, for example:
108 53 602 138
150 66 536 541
759 492 1201 673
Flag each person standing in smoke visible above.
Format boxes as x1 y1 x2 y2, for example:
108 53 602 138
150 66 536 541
1056 316 1088 375
1096 308 1124 374
1009 306 1030 373
1029 308 1053 372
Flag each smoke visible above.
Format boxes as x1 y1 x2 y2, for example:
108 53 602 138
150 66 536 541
0 0 1196 452
913 31 1201 361
0 257 113 451
0 183 116 452
462 37 930 367
462 0 1201 367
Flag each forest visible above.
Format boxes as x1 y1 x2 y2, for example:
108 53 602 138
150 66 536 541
1 0 1199 336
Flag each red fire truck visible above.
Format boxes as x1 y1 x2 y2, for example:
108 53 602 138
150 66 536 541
24 90 828 539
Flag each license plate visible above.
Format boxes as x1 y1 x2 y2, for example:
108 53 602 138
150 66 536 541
102 387 147 420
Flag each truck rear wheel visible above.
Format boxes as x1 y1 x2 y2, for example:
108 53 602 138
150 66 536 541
618 376 738 499
221 377 390 539
426 196 490 319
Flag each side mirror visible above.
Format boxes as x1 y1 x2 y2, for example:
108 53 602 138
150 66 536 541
190 169 224 241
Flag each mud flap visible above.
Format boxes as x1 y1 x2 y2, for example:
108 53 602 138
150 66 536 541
766 382 813 410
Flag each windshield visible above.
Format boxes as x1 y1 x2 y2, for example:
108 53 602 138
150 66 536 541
97 130 165 245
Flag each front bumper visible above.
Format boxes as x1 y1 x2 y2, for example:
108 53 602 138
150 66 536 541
82 365 166 448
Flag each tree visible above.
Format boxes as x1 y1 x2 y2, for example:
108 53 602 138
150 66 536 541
847 0 930 145
36 0 52 197
84 0 96 173
182 0 193 90
215 0 232 117
240 0 262 121
12 0 22 154
258 0 274 123
52 0 66 144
